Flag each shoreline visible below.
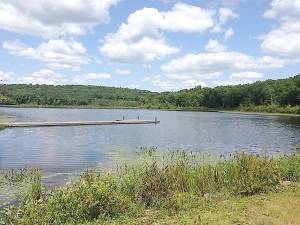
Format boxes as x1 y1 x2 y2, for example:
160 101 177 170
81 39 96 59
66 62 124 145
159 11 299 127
218 110 300 117
2 152 300 224
1 104 300 117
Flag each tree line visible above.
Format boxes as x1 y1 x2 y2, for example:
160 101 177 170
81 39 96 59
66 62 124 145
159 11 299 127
0 74 299 113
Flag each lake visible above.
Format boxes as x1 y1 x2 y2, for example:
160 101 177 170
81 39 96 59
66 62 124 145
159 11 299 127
0 107 300 174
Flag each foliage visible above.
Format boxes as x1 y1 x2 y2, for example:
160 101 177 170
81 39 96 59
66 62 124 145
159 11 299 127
0 74 299 113
2 150 300 225
0 84 157 108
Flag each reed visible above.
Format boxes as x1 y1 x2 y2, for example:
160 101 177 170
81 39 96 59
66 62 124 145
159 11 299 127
2 149 300 225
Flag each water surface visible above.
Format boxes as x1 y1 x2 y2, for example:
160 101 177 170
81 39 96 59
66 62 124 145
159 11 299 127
0 107 300 173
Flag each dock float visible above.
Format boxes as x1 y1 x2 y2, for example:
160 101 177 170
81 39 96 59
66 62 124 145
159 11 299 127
0 119 160 128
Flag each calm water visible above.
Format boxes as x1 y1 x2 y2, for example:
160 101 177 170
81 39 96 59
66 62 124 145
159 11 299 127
0 107 300 173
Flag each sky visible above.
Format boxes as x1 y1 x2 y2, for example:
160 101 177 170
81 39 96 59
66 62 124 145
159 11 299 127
0 0 299 92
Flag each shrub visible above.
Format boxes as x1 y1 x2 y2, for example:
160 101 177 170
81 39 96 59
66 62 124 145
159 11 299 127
3 150 300 224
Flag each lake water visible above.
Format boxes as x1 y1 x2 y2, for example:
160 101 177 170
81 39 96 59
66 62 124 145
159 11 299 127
0 107 300 174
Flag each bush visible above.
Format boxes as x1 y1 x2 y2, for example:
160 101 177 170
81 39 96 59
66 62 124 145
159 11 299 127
3 150 300 224
278 154 300 182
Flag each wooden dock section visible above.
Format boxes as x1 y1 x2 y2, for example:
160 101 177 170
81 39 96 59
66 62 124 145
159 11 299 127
0 119 160 128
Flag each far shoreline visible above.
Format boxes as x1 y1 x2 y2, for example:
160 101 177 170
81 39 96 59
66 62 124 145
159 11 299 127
1 104 300 118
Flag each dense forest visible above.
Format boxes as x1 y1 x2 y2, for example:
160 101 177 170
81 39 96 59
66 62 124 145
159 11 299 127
0 74 299 114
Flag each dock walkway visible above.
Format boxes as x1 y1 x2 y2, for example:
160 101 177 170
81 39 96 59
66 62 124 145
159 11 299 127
0 119 160 128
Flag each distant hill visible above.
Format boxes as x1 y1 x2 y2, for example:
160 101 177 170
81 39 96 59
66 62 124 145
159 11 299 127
0 74 299 113
0 84 158 108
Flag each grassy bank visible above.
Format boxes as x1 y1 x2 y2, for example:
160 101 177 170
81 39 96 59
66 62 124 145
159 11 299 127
219 110 300 117
115 186 300 225
238 105 300 115
1 150 300 225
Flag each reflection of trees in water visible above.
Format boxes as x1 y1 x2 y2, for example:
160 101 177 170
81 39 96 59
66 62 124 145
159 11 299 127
294 143 300 153
275 116 300 128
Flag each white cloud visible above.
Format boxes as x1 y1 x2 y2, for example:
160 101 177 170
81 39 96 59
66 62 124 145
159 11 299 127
100 3 215 64
142 77 151 82
101 37 178 64
3 39 89 71
0 0 119 38
0 69 67 85
219 8 238 24
161 51 284 81
212 80 254 86
229 71 263 80
82 73 111 80
212 8 238 32
205 40 227 52
182 79 207 88
224 27 234 40
72 73 111 85
213 71 263 86
264 0 300 21
151 77 177 90
96 59 103 65
261 0 300 59
142 75 206 91
161 3 215 33
116 69 131 75
0 69 112 85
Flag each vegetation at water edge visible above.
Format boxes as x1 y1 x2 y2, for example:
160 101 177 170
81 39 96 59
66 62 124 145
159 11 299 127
1 149 300 225
0 74 299 114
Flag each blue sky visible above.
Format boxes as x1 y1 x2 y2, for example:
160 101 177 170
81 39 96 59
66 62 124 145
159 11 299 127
0 0 299 91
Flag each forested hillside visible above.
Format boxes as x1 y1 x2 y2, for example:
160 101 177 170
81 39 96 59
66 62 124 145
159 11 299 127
0 84 158 108
0 74 299 113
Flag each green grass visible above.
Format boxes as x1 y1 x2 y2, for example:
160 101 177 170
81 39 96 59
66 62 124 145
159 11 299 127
106 186 300 225
238 104 300 115
0 169 41 209
1 149 300 225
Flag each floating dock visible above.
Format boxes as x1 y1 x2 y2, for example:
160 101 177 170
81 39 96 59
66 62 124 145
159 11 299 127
0 119 160 128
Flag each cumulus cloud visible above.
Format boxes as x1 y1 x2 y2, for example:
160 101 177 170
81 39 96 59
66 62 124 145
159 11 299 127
261 0 300 59
148 76 177 90
100 3 216 64
72 73 111 85
213 71 263 86
0 69 113 86
101 37 178 64
141 75 206 91
3 39 89 71
161 51 284 81
224 27 234 40
212 8 238 32
0 0 119 38
0 69 67 85
161 3 215 33
219 8 239 24
229 71 263 80
212 80 253 86
205 40 227 52
116 69 131 75
142 77 151 82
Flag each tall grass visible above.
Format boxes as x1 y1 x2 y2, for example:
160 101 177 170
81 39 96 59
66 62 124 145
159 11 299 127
239 104 300 114
2 149 300 225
